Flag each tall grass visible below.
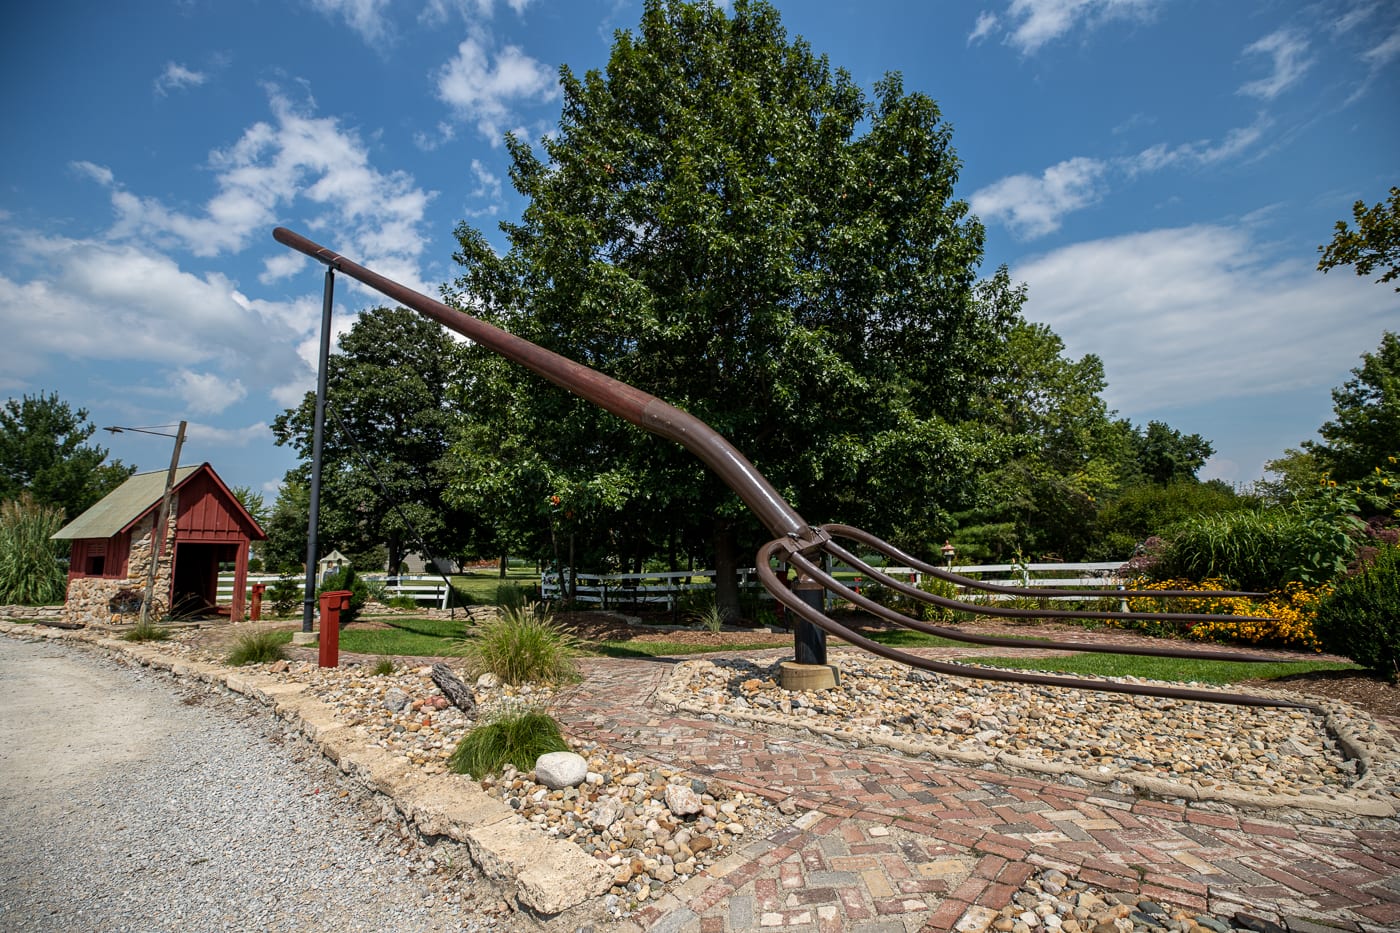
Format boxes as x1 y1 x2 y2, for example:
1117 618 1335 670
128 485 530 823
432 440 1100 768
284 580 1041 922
1152 508 1353 591
227 631 290 666
448 706 569 777
456 601 580 685
0 494 67 605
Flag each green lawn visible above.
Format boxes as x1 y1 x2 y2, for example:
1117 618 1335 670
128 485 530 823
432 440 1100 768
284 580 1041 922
336 617 468 656
324 615 1358 686
958 652 1359 685
329 616 787 659
853 627 1052 649
450 568 542 605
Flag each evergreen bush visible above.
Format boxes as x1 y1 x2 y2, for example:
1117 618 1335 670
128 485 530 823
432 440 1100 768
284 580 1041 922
1313 545 1400 679
269 572 302 618
318 565 370 624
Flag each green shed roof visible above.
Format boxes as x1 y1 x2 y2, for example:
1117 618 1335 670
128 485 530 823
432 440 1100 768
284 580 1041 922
52 465 201 540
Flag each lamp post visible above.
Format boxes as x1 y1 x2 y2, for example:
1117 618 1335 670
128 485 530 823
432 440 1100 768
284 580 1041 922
105 422 187 624
941 540 956 569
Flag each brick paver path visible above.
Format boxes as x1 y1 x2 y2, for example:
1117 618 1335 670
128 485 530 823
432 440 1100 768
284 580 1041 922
552 653 1400 933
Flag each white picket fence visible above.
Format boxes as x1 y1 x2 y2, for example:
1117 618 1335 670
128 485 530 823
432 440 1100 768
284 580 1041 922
540 561 1130 609
217 573 452 609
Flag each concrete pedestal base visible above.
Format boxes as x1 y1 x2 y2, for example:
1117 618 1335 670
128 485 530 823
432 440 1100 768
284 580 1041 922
291 631 317 646
778 660 840 691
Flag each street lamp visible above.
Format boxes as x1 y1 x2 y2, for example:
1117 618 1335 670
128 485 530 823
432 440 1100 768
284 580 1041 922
941 540 956 569
105 422 187 624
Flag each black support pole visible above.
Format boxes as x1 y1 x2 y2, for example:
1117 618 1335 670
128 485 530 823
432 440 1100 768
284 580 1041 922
792 573 827 665
302 266 335 632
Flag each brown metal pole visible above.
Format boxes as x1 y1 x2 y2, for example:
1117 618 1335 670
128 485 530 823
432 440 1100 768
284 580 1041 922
272 227 810 544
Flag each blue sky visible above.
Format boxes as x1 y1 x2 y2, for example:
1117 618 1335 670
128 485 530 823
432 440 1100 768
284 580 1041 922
1 0 1396 510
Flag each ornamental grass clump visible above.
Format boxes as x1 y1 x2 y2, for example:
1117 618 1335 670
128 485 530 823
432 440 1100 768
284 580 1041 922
226 630 288 666
0 494 67 605
456 601 580 686
448 706 569 778
122 618 171 642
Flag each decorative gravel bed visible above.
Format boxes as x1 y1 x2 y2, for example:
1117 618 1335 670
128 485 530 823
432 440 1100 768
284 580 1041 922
660 654 1400 814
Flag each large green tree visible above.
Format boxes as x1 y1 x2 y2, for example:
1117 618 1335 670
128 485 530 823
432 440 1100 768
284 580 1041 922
1318 186 1400 291
0 391 135 520
1305 331 1400 483
448 0 1006 614
272 307 477 575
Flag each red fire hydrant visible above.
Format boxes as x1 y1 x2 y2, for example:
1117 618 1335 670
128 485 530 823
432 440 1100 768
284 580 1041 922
249 583 266 622
318 590 351 668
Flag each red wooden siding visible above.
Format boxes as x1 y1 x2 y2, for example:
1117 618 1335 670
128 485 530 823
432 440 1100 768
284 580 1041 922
174 472 259 542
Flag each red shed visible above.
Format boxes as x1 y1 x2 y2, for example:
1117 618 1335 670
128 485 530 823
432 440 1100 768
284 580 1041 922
52 463 266 624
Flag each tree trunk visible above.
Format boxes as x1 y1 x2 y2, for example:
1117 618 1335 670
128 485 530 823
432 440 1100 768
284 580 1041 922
430 663 476 715
499 553 507 579
713 520 741 623
568 533 577 604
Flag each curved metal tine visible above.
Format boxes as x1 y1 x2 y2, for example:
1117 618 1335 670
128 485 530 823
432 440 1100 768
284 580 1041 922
818 536 1281 630
784 544 1288 662
759 542 1313 710
822 523 1268 600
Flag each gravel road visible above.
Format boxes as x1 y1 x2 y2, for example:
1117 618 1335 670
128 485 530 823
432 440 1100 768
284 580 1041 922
0 636 527 932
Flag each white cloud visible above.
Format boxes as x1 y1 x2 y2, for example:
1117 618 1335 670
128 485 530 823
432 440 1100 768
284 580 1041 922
70 160 114 186
973 0 1162 55
465 159 504 217
74 88 433 289
977 117 1270 238
970 157 1109 238
1131 114 1270 171
413 121 457 152
422 0 533 21
1362 25 1400 69
968 11 999 44
154 62 208 96
1237 29 1312 100
1333 1 1379 35
436 35 559 142
185 421 273 446
171 370 248 414
0 233 308 393
260 251 307 284
1014 225 1394 413
308 0 394 42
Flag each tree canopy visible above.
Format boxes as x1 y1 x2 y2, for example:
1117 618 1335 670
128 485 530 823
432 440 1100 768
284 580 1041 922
1318 186 1400 291
448 0 1009 609
1306 331 1400 484
272 306 477 574
0 391 135 520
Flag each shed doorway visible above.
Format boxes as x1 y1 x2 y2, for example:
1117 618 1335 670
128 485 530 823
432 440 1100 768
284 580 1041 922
171 543 227 618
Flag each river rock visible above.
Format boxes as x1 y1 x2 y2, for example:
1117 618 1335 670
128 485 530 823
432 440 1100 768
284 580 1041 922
535 751 589 789
664 783 703 817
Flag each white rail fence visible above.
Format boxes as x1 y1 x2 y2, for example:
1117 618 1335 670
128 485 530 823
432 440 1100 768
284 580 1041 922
873 561 1131 603
217 573 452 609
540 561 1131 610
540 568 762 610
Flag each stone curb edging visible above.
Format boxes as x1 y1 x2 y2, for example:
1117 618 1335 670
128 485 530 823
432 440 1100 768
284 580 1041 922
656 656 1399 818
0 622 612 917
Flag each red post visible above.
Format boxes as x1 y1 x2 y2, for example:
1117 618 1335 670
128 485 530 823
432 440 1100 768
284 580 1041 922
318 589 351 668
249 583 266 622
